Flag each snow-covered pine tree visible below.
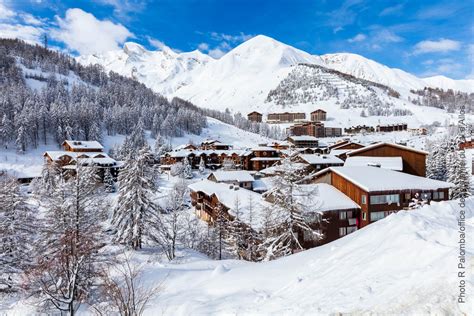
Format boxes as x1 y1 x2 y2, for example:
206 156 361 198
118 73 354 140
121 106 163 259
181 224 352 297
0 177 37 292
182 158 193 179
447 149 472 199
258 158 323 260
0 114 12 149
15 123 27 154
30 163 105 314
112 147 160 250
198 156 206 174
103 167 116 193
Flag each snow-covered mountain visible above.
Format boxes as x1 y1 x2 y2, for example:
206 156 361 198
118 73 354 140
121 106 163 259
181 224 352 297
78 35 473 125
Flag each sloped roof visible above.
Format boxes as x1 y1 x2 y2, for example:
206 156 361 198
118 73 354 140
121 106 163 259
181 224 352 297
299 154 344 165
210 170 255 183
288 136 318 142
344 156 403 171
63 140 103 150
347 142 428 156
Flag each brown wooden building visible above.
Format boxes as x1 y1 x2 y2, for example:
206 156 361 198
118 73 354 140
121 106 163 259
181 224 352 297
62 140 104 153
330 141 365 151
287 136 319 148
459 137 474 150
249 147 281 171
310 166 452 228
310 109 327 122
346 142 428 177
288 122 325 138
247 111 263 123
267 112 306 123
376 123 408 133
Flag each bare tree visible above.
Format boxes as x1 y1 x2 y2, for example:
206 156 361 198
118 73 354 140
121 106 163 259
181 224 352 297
94 254 162 316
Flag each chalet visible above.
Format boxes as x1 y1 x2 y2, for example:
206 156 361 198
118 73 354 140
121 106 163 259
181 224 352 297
188 179 267 224
330 141 365 151
250 147 281 171
328 139 350 150
265 141 292 150
208 170 255 190
247 111 263 123
459 137 474 150
376 123 408 133
287 136 319 148
346 142 428 177
267 112 306 123
297 154 344 171
258 162 309 177
310 166 452 228
344 156 403 171
408 127 427 136
174 143 197 151
310 109 327 122
200 140 231 150
62 140 104 152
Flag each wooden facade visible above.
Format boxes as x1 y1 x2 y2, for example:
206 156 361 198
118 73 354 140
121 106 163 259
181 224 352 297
250 148 281 171
376 123 408 133
267 112 306 123
312 168 450 229
330 142 365 151
62 140 103 153
287 136 319 148
347 143 427 177
247 111 263 123
310 109 327 122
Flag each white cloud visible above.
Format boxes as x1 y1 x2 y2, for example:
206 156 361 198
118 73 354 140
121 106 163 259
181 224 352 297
51 8 133 55
20 13 44 26
0 1 15 20
210 32 254 43
348 33 366 43
208 47 226 59
148 37 166 50
373 29 403 43
413 38 461 55
379 4 404 16
96 0 147 19
0 22 43 43
197 42 209 51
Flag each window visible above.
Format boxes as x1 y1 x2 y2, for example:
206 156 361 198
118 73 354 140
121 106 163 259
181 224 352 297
339 227 347 236
405 193 411 200
432 191 444 200
421 192 432 200
339 211 347 220
370 211 386 222
370 194 400 205
347 226 357 234
362 212 367 221
361 195 367 204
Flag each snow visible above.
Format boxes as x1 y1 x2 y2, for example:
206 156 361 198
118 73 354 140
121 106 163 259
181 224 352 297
209 170 255 183
344 156 403 171
288 135 318 141
299 154 344 165
188 179 270 229
347 142 429 156
318 166 453 192
301 183 361 212
63 140 104 150
251 146 277 151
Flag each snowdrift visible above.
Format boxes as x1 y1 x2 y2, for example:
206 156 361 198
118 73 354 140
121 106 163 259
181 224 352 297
144 198 473 315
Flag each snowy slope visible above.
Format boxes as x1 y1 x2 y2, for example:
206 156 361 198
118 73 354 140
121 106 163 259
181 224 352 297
322 53 474 93
77 42 213 95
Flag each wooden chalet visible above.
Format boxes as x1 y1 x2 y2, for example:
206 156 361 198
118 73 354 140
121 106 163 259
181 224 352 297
346 142 428 177
330 141 365 151
310 166 452 228
310 109 327 122
249 147 281 171
62 140 104 152
247 111 263 123
376 123 408 133
200 140 232 150
207 170 255 190
287 136 319 148
296 154 344 171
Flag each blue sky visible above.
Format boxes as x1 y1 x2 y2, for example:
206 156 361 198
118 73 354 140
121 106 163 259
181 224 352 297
1 0 473 79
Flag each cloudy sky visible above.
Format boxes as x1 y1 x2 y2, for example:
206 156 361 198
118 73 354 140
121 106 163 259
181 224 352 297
1 0 472 79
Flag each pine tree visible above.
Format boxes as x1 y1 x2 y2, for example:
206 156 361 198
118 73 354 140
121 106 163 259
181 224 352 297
0 114 12 149
103 167 116 193
15 124 27 154
112 147 160 249
0 177 37 292
448 149 472 199
198 156 206 174
182 158 193 179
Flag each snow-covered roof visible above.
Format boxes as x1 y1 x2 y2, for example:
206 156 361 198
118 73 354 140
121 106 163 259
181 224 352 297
251 146 277 151
44 151 117 165
302 183 360 212
188 180 270 230
344 156 403 171
250 157 282 161
288 136 318 141
210 170 255 183
329 149 352 156
330 141 364 151
259 162 308 175
347 142 428 156
316 166 453 192
299 154 344 165
168 149 248 158
63 140 104 150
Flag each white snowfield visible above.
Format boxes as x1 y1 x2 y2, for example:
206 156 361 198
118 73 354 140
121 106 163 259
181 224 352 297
344 156 403 170
129 198 472 315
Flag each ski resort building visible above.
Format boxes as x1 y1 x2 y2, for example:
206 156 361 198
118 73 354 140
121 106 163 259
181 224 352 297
346 142 428 177
267 112 306 123
200 139 232 150
287 122 342 138
376 123 408 133
249 147 281 171
247 111 263 123
296 154 344 171
310 166 452 228
310 109 327 122
287 136 319 148
208 170 255 190
44 140 120 179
